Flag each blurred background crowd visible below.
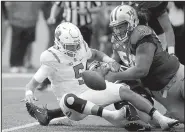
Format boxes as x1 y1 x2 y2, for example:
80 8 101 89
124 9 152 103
1 1 185 73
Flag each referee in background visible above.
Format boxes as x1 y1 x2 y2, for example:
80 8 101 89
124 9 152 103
38 1 103 90
47 1 103 46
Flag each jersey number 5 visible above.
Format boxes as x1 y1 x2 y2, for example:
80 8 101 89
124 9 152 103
73 63 85 85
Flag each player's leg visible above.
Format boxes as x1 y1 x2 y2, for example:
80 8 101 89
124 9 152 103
152 63 184 123
60 91 179 130
118 85 179 130
158 33 167 50
79 82 151 130
79 81 123 107
59 93 127 122
79 82 139 128
26 81 124 125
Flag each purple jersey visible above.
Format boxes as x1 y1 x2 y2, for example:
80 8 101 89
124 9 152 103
129 25 179 91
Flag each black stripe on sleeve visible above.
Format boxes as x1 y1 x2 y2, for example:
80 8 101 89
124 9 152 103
77 1 80 26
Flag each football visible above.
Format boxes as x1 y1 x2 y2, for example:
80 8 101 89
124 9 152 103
82 70 106 90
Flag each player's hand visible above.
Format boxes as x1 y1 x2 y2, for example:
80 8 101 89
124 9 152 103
21 90 38 103
108 61 121 72
100 67 111 77
47 17 56 25
96 64 111 77
104 71 117 83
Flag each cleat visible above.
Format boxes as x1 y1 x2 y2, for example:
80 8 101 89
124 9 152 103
159 117 180 131
124 105 151 131
114 102 151 131
26 102 51 126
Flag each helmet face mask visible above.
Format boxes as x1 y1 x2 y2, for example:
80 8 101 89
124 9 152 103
54 22 83 58
110 5 139 43
63 40 81 57
111 22 131 42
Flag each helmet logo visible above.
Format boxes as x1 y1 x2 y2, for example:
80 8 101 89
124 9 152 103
126 9 135 19
69 28 79 38
55 30 61 41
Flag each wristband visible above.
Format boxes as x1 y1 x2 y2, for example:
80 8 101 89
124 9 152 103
25 90 33 96
168 46 175 54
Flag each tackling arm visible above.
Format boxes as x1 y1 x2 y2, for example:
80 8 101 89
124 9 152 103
105 42 156 81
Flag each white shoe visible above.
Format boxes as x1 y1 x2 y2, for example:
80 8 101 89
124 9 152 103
110 106 127 127
159 117 179 131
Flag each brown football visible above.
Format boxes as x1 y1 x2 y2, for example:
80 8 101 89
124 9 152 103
82 70 106 90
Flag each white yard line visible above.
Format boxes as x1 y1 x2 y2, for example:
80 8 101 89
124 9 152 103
2 115 96 132
2 117 67 132
2 122 39 132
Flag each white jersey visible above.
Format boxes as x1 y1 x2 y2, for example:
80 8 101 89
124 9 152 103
40 42 92 100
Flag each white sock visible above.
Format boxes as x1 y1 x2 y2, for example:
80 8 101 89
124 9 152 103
152 110 165 123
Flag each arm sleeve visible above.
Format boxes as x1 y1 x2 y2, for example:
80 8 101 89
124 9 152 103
33 65 54 83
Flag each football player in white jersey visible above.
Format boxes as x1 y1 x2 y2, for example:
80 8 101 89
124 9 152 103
24 22 179 131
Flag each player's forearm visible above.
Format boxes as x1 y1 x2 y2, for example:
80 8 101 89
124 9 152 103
113 66 148 80
25 66 49 93
25 78 40 93
166 30 175 54
165 28 175 46
111 51 122 64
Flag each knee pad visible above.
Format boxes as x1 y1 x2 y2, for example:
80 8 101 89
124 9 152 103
63 93 87 114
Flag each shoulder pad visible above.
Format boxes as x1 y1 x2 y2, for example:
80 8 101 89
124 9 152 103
130 25 153 44
40 50 58 64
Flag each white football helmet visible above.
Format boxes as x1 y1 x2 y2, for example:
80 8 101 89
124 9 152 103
109 5 139 42
54 22 84 58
